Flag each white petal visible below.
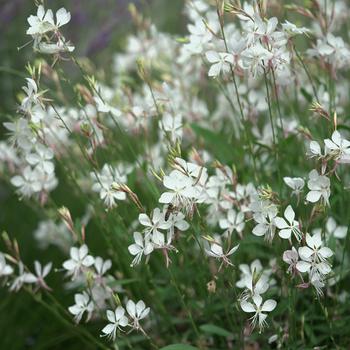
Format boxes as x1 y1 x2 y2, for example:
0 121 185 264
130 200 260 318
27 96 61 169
101 323 115 335
284 205 295 223
140 307 150 319
211 243 223 256
252 294 263 308
10 176 24 187
128 244 141 256
82 255 94 267
70 247 79 261
144 242 154 255
68 305 81 316
106 310 116 323
208 63 221 77
278 228 291 239
310 141 321 155
159 192 174 204
240 301 255 313
312 232 322 248
62 259 76 271
252 223 267 236
319 247 333 258
296 261 310 273
126 300 136 318
115 306 125 320
261 299 277 312
317 262 331 274
56 8 71 27
136 300 146 317
334 226 347 239
133 232 143 246
275 217 288 229
299 246 313 259
205 51 219 63
42 262 52 277
306 191 321 203
119 316 128 327
227 244 239 256
79 245 88 259
331 130 341 145
139 213 151 227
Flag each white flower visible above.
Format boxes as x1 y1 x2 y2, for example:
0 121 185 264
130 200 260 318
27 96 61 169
101 307 128 341
32 261 52 290
283 177 305 197
236 260 270 298
309 141 323 158
35 36 75 54
91 164 131 208
4 118 36 150
185 19 212 54
62 245 95 280
20 78 40 113
138 208 171 237
94 257 112 278
242 44 272 77
296 232 333 280
282 247 299 274
0 253 13 277
27 6 71 36
326 217 347 239
282 20 310 36
166 210 190 237
26 6 55 36
306 170 331 205
26 144 54 174
161 113 183 143
11 166 41 198
253 16 279 44
26 6 74 54
308 33 350 70
150 228 175 255
159 170 199 208
324 130 350 162
205 51 234 77
241 294 277 332
205 242 239 266
128 232 154 267
68 291 94 323
275 205 301 241
219 209 245 235
252 205 278 242
9 262 38 292
126 300 150 331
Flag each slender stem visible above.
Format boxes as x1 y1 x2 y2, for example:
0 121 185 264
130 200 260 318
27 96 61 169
294 46 320 103
263 68 277 147
263 68 282 193
216 3 259 182
271 68 284 133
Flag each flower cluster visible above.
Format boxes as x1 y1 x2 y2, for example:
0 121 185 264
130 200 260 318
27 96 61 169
26 5 74 54
1 0 350 348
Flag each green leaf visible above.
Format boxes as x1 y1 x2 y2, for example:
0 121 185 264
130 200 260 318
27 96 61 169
199 323 233 337
160 344 199 350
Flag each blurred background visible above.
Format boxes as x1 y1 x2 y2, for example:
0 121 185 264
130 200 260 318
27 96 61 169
0 1 184 349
